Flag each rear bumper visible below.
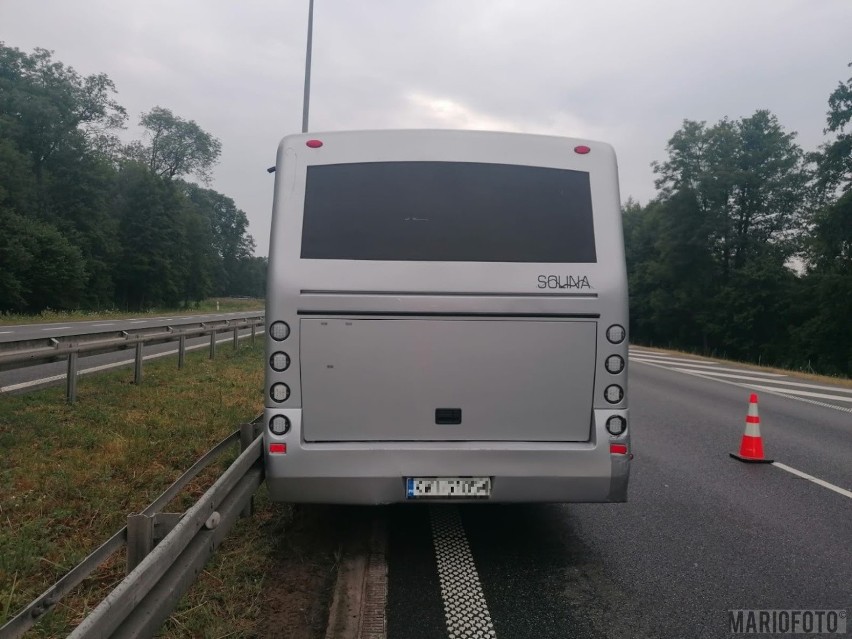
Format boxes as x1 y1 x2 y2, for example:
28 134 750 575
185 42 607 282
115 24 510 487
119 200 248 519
263 408 630 504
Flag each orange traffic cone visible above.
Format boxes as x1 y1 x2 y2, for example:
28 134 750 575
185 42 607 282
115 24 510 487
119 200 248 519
730 393 773 463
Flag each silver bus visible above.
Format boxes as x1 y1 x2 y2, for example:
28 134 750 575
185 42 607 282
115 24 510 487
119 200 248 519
264 129 630 504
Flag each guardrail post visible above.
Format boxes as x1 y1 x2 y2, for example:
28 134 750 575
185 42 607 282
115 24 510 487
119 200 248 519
178 334 186 369
251 322 256 345
233 326 239 350
126 513 182 573
134 341 143 384
240 422 256 518
66 350 78 404
126 514 154 573
209 329 216 359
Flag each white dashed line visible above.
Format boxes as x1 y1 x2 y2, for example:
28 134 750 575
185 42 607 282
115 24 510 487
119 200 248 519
672 368 852 393
41 326 72 331
91 323 114 327
745 383 852 404
630 353 721 366
772 462 852 500
0 331 12 335
633 358 786 377
430 506 496 639
631 357 852 414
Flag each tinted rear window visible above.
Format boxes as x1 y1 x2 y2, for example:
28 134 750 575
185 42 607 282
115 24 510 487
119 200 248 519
301 161 596 262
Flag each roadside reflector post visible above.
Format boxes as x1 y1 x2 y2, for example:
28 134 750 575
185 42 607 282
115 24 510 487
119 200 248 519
209 329 216 359
239 422 256 518
178 333 186 369
134 341 143 385
233 326 239 351
66 350 78 404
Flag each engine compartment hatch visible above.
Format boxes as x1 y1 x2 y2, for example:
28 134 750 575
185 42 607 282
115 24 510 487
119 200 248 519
300 318 597 442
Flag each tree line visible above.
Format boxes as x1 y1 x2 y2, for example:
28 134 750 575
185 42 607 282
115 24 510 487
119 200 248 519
624 64 852 376
0 43 266 313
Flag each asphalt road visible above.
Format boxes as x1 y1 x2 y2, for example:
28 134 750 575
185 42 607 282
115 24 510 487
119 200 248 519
385 349 852 639
0 312 264 394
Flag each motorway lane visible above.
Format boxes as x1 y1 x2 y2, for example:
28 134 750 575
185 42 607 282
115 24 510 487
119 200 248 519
386 352 852 639
0 311 262 343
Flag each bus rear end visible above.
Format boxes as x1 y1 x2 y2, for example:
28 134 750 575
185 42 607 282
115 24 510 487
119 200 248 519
264 129 629 504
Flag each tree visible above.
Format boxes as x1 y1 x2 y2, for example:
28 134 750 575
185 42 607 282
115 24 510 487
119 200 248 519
814 62 852 194
653 111 808 280
180 181 255 294
0 43 125 310
114 164 187 309
0 43 126 182
627 111 810 362
178 201 216 306
229 255 267 298
129 107 222 183
0 211 87 312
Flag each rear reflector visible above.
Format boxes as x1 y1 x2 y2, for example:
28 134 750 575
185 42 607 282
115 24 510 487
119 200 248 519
610 443 628 455
269 443 287 454
306 139 323 148
574 145 591 154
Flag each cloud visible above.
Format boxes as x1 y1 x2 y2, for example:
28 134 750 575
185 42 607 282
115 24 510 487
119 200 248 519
1 0 851 254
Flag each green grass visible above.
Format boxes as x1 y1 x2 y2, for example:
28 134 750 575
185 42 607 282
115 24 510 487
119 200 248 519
159 488 296 638
0 297 264 326
0 338 282 636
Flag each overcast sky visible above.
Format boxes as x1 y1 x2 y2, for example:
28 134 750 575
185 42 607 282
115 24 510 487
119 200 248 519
2 0 850 255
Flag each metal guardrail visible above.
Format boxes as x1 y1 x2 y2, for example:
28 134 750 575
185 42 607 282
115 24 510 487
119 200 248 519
0 314 265 402
0 419 264 639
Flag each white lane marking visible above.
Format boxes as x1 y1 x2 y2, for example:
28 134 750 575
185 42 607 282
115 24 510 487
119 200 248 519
629 352 720 366
631 358 852 414
745 383 852 404
764 391 852 415
671 368 852 395
772 462 852 500
430 506 497 639
0 331 12 335
632 357 786 377
0 331 265 393
41 326 72 331
91 323 114 327
129 320 146 324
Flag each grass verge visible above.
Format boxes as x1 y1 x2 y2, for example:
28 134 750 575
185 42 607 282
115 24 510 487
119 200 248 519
0 338 282 636
0 297 264 326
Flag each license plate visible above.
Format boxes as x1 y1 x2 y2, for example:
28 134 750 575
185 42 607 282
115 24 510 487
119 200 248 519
406 477 491 499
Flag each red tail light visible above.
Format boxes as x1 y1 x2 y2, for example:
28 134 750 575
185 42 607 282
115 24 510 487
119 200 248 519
269 443 287 454
610 443 628 455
